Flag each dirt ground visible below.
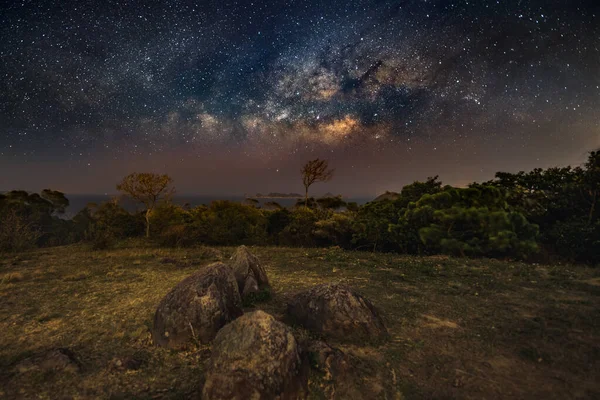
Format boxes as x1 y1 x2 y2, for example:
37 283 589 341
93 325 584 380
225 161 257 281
1 243 599 399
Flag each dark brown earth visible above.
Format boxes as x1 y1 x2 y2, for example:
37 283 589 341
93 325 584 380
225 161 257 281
1 244 599 399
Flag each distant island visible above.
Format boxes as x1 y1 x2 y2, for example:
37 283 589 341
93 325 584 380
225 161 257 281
252 193 304 198
250 192 344 199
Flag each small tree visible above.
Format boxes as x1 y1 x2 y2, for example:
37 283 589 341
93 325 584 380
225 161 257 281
40 189 69 215
0 208 42 252
116 173 174 237
301 159 334 207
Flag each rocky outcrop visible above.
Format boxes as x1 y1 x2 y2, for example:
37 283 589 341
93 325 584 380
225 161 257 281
152 262 243 349
228 246 270 298
202 310 307 400
287 284 388 342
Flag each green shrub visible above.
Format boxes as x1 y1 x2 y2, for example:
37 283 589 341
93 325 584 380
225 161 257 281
404 187 539 259
314 213 356 248
0 208 42 252
266 209 292 244
352 200 401 252
156 224 194 247
190 201 268 245
279 207 319 246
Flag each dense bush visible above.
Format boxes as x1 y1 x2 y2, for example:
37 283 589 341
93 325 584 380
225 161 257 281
314 212 355 248
196 201 268 245
486 151 600 263
352 176 443 253
0 190 70 251
402 187 539 259
4 151 600 264
0 208 42 252
279 207 320 247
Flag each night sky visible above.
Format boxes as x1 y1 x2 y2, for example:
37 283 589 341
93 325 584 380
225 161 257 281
1 0 598 196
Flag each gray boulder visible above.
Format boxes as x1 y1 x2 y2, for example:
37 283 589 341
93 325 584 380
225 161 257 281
202 310 307 400
287 284 388 342
152 262 243 349
228 246 270 298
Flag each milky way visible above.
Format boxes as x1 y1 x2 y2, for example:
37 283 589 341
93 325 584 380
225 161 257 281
0 0 599 195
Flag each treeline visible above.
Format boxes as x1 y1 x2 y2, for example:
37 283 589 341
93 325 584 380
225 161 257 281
1 151 599 264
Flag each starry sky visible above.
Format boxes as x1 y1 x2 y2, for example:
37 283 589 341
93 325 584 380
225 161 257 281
1 0 599 196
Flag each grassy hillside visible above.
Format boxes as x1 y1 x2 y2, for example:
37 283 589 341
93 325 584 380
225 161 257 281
1 243 599 399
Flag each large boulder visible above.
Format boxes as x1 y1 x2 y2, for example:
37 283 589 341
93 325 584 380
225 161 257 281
152 262 243 349
287 284 388 342
202 310 307 400
228 246 270 298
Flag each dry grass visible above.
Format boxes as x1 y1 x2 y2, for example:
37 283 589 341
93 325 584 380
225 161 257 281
1 243 599 399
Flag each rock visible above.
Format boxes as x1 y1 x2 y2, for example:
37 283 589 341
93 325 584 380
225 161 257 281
287 284 388 342
242 274 259 296
202 310 307 400
109 355 145 371
308 340 348 379
15 348 81 374
307 341 394 400
228 246 270 298
152 262 243 349
307 341 359 399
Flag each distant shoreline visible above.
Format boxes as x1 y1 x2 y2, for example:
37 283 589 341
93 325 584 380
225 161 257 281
251 196 303 199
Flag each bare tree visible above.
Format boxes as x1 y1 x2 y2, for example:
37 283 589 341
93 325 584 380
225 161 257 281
301 159 334 207
116 172 174 237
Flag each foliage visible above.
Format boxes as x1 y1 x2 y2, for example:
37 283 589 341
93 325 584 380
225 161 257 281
157 224 194 248
401 186 539 259
70 200 145 249
301 158 334 207
485 151 600 263
40 189 70 214
279 207 320 246
266 208 291 243
313 212 356 248
0 190 70 248
352 200 400 252
263 201 283 210
116 172 174 237
352 176 443 252
6 151 600 264
190 201 268 246
0 208 42 252
395 176 443 208
316 195 347 210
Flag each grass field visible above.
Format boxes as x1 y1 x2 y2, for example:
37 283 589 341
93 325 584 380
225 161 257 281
1 242 599 399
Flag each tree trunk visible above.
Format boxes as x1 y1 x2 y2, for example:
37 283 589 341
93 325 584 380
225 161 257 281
305 186 309 208
145 209 151 238
588 190 597 225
